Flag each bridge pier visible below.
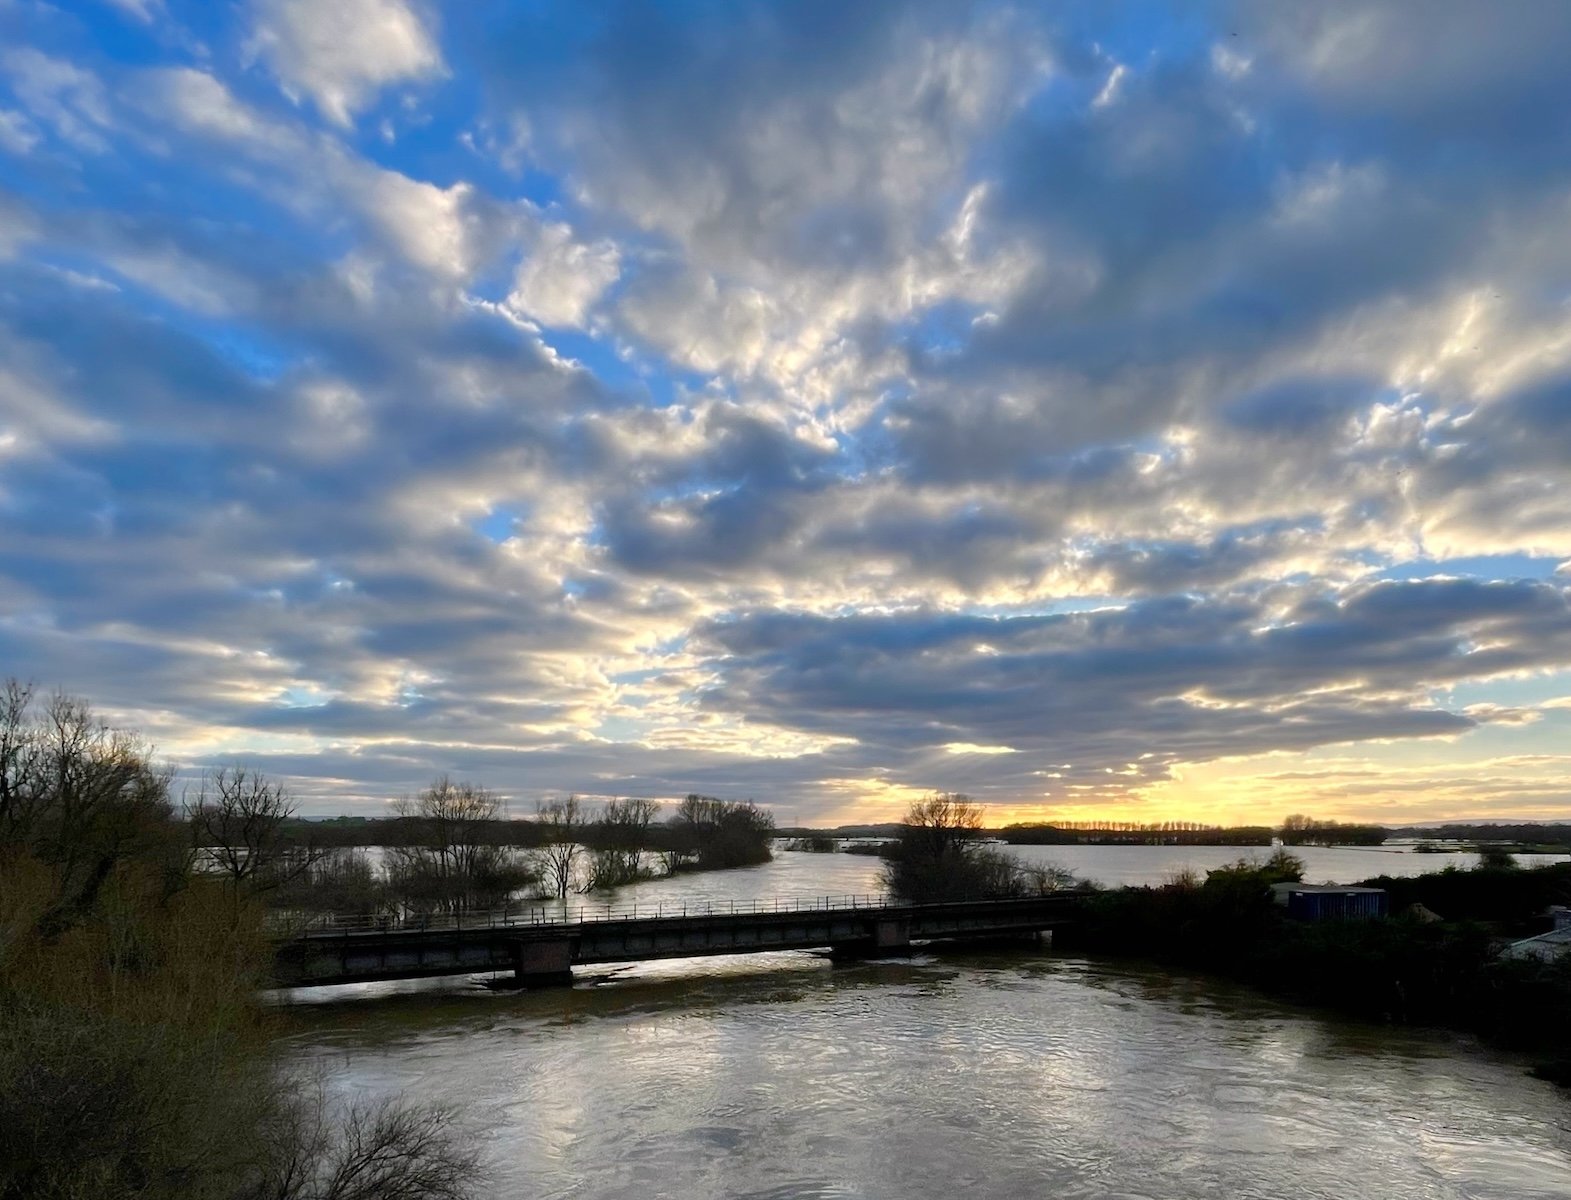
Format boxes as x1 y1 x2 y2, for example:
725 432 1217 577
829 916 913 961
513 937 575 987
873 917 911 952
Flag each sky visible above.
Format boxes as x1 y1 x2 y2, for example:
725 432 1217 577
2 0 1571 827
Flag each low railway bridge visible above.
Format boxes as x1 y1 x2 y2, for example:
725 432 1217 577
272 892 1089 988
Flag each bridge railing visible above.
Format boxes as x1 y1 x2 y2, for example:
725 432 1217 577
272 892 902 937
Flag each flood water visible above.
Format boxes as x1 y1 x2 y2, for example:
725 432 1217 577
503 841 1570 919
282 848 1571 1198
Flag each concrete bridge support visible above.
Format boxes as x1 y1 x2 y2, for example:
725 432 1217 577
872 917 911 952
514 937 575 987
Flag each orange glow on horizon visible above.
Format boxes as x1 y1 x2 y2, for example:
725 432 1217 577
812 741 1571 828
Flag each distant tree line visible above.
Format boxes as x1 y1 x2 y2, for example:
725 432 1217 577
1000 822 1275 847
1277 813 1387 846
1011 819 1248 833
1408 823 1571 849
997 814 1390 847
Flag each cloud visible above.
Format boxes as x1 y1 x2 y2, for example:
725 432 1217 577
101 0 164 23
135 67 506 282
505 221 620 329
248 0 445 128
0 108 40 155
692 578 1571 799
1 48 116 153
3 3 1571 822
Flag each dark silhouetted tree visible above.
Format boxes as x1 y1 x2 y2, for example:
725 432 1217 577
387 778 534 913
186 766 321 895
880 792 1025 902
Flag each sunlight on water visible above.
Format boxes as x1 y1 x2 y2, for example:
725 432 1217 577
280 849 1571 1200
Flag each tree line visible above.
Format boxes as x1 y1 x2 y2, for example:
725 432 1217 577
1408 822 1571 849
1000 822 1275 846
1009 819 1252 833
997 814 1389 846
1277 813 1387 846
192 771 775 920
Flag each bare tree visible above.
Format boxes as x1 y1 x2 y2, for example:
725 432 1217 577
585 796 659 890
0 679 43 842
0 682 177 936
881 792 1024 902
901 792 985 855
535 796 584 898
392 777 497 881
186 766 317 892
249 1091 483 1200
1020 862 1081 894
386 778 532 914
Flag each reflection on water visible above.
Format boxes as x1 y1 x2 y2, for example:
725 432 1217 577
284 941 1571 1200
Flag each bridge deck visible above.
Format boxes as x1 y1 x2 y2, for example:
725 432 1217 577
272 893 1088 988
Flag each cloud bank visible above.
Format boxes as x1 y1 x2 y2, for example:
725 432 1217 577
2 1 1570 823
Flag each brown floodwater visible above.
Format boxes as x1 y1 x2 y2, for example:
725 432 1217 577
280 853 1571 1200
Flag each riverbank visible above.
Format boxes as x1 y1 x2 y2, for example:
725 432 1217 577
1056 860 1571 1084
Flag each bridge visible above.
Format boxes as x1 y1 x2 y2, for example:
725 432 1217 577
271 892 1090 988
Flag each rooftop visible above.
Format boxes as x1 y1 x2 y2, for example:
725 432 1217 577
1270 883 1386 895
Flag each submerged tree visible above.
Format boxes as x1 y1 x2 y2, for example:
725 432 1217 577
386 778 535 914
1474 843 1519 871
269 848 389 919
880 792 1026 903
535 795 586 898
665 795 775 872
585 797 659 890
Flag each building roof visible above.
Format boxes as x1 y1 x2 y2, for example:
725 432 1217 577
1504 927 1571 956
1270 883 1385 895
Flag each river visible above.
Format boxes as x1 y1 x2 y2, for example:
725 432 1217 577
346 840 1569 915
280 846 1571 1198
